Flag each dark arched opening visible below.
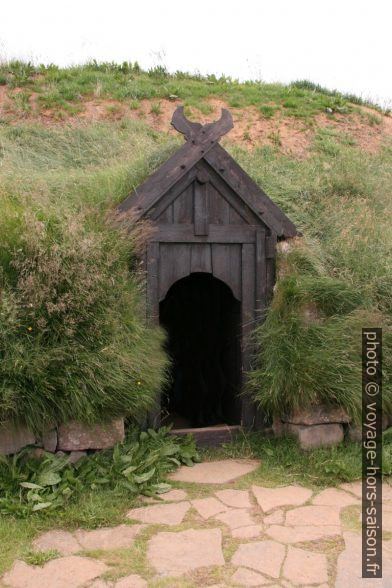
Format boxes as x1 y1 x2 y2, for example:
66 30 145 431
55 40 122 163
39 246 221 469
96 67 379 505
159 272 241 429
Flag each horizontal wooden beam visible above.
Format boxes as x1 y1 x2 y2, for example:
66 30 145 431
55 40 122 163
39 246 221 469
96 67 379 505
149 224 257 244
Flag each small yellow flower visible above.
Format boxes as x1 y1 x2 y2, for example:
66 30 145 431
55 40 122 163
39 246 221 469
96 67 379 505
27 326 33 332
137 381 141 386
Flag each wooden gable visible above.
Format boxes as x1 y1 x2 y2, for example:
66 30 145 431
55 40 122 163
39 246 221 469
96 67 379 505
118 107 296 240
117 107 297 432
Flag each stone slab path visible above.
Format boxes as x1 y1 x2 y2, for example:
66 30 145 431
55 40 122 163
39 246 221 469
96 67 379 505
2 459 392 587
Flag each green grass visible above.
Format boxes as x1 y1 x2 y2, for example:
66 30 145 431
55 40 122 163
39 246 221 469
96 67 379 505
0 60 388 121
0 120 177 431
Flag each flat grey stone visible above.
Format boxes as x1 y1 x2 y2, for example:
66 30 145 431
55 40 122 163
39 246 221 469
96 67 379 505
339 480 362 498
32 530 81 556
252 485 312 512
115 575 147 588
285 505 341 527
168 459 259 484
0 423 35 455
267 524 341 543
231 524 263 539
283 405 349 425
336 532 392 587
42 429 57 452
57 419 124 451
141 489 188 503
231 567 270 585
215 508 255 530
75 524 145 550
215 489 251 508
231 540 285 578
68 451 87 464
263 509 284 526
126 502 190 526
312 488 361 507
3 556 107 588
147 528 224 576
159 489 188 501
191 497 228 519
286 423 344 449
283 546 328 584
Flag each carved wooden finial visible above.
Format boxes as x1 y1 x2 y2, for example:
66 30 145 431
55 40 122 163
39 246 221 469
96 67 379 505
171 105 233 142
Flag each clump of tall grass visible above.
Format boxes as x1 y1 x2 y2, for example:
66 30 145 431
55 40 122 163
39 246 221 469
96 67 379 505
241 138 392 420
0 121 175 433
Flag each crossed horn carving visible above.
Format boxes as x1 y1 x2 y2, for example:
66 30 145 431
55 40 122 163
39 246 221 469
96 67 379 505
171 106 233 142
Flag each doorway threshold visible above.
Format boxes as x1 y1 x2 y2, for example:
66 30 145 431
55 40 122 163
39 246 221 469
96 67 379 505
168 424 242 447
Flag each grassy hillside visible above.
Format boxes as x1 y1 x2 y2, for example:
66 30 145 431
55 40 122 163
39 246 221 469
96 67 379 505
0 61 391 427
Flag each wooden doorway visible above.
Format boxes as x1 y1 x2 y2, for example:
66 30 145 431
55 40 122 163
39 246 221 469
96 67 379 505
159 273 241 429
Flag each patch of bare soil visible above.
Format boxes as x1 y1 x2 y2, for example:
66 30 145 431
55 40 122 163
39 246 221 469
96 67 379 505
0 87 391 158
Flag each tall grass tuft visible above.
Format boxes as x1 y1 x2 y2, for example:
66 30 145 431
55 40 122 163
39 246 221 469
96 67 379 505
0 121 175 433
241 138 392 420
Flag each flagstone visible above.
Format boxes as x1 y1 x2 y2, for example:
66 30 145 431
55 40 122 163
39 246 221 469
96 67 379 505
168 459 259 484
141 489 188 503
339 480 362 498
126 501 190 526
231 540 285 578
215 489 252 508
252 485 312 512
283 546 328 584
285 505 341 527
147 528 224 576
231 567 270 586
159 488 188 501
3 557 107 588
87 580 110 588
191 496 228 519
266 523 341 543
115 575 147 588
74 524 145 550
32 530 81 556
231 524 263 539
335 532 392 587
215 508 256 530
312 487 361 507
263 509 284 526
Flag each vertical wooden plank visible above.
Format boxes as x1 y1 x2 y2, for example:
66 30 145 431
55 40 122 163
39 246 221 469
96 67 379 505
157 203 174 223
241 243 256 429
146 242 159 325
173 183 194 224
159 243 191 300
229 205 246 225
211 244 242 301
208 183 230 225
194 181 208 236
266 231 277 305
255 228 266 314
146 242 161 428
190 243 212 273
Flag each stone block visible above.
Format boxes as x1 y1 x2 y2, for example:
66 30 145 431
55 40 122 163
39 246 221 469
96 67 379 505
42 428 58 452
57 419 124 451
347 424 362 442
283 405 349 426
0 422 35 455
286 423 344 450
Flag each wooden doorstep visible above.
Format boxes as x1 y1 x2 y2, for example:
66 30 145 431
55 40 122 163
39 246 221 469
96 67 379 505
168 424 241 447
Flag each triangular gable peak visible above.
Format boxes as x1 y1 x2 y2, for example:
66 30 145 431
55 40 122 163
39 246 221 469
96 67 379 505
117 107 296 239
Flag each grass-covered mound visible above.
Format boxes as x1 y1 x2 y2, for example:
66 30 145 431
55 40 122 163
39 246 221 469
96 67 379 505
1 60 387 122
0 120 175 432
243 140 392 420
0 61 391 431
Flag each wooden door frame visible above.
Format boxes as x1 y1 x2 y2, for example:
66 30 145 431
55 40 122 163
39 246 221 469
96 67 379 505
145 229 273 430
